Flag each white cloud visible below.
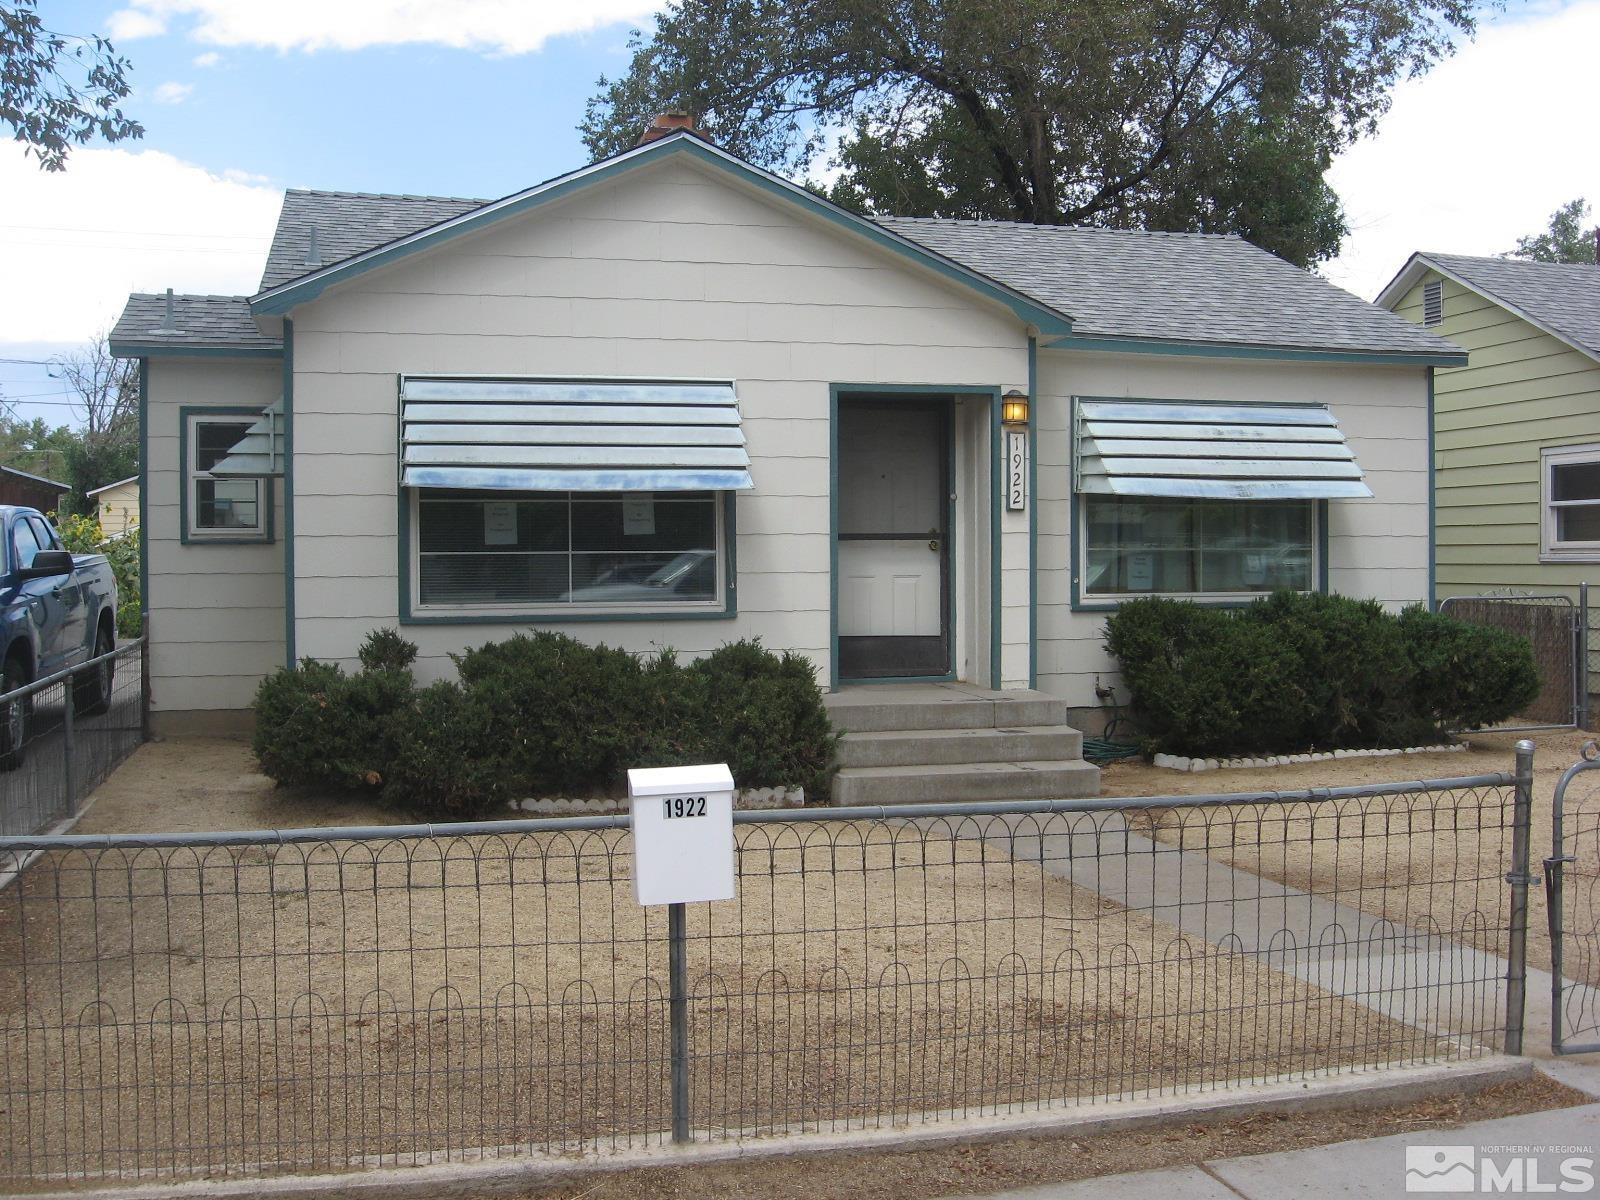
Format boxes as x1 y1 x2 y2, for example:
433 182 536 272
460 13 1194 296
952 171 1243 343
191 51 221 67
0 146 281 344
150 81 194 104
105 0 661 55
105 8 166 40
1326 1 1600 300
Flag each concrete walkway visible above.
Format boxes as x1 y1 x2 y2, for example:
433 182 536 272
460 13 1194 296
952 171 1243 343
938 1062 1600 1198
993 811 1600 1056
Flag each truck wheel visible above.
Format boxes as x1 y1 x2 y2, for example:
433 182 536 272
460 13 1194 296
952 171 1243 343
0 656 32 772
73 623 115 717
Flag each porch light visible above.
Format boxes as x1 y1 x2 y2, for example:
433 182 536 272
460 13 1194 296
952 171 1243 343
1001 389 1029 427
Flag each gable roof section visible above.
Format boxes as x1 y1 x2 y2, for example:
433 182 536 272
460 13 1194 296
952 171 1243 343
260 189 484 291
250 132 1076 338
109 294 283 358
1377 251 1600 365
880 217 1462 363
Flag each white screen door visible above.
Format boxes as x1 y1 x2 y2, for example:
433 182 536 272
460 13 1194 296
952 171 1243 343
837 399 950 678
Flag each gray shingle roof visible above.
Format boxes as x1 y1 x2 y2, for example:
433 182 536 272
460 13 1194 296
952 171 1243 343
877 217 1458 357
1413 252 1600 361
259 189 484 291
110 294 282 352
141 169 1456 360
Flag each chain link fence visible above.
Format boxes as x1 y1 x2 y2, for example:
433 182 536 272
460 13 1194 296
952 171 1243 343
0 755 1535 1187
1439 593 1585 729
0 633 147 839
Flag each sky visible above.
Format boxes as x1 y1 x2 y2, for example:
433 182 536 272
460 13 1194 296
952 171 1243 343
2 0 1598 426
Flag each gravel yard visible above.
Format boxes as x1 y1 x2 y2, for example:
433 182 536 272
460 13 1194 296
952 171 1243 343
0 736 1457 1185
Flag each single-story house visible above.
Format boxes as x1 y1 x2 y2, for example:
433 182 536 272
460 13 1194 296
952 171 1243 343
1379 253 1600 601
87 475 140 537
0 465 70 513
110 118 1462 793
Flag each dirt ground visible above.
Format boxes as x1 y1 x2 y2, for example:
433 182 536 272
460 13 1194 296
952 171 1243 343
1101 727 1600 977
1 731 1583 1185
503 1073 1589 1200
3 794 1438 1184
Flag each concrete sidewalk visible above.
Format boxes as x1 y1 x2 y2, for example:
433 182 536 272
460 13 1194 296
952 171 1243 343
939 1061 1600 1198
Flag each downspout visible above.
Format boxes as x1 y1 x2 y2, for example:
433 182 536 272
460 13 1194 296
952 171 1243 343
282 319 296 666
1028 334 1038 689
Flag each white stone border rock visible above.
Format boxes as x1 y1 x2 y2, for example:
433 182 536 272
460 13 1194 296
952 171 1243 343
508 786 804 816
1150 745 1467 773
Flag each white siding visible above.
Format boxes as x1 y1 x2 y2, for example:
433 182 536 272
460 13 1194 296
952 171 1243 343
1034 352 1430 708
288 155 1030 684
144 357 286 714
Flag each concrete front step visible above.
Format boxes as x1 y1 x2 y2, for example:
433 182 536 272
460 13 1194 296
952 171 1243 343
824 684 1068 733
836 724 1083 769
831 759 1101 806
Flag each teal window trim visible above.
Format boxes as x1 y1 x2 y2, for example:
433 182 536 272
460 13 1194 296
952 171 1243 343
282 319 295 666
989 386 1002 689
1027 335 1038 690
396 487 738 626
250 134 1074 339
1045 334 1466 369
828 383 989 689
177 405 276 546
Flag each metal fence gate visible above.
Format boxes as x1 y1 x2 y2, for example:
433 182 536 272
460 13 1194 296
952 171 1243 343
1439 591 1588 730
1548 741 1600 1053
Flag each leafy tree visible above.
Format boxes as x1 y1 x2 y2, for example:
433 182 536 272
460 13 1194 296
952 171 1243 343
0 412 75 483
46 336 138 515
582 0 1480 267
1 1 142 170
1510 198 1597 265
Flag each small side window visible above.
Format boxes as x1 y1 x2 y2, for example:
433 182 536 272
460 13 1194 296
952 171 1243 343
185 413 269 542
1542 444 1600 560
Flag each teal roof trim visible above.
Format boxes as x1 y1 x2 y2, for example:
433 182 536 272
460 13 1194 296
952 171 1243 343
1047 333 1466 368
249 134 1074 337
109 341 283 360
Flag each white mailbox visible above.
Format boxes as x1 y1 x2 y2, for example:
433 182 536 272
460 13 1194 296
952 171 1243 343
628 763 736 906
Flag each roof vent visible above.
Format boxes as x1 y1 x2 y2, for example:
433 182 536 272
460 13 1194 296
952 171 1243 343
636 110 696 147
303 224 323 268
153 287 183 335
1423 280 1443 327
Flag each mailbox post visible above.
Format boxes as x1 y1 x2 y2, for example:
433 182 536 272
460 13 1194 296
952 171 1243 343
627 763 736 1144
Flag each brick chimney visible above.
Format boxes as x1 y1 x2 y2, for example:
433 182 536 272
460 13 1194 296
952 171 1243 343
636 110 696 146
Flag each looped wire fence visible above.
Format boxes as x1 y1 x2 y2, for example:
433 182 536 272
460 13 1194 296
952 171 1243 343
0 757 1536 1188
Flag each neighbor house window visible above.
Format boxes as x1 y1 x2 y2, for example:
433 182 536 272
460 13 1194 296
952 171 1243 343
1542 444 1600 560
185 413 267 540
411 489 724 613
1083 496 1315 597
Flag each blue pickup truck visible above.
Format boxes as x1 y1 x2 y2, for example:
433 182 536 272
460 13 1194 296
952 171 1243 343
0 507 120 768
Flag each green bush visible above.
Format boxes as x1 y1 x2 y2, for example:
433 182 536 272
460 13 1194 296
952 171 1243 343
357 627 418 673
251 659 412 790
1104 591 1541 756
687 641 839 797
251 630 838 818
1397 606 1541 733
379 682 515 819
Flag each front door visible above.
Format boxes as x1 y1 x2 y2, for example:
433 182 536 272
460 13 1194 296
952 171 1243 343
837 398 951 679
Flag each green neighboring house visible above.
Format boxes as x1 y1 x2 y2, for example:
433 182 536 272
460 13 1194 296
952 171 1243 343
1379 253 1600 603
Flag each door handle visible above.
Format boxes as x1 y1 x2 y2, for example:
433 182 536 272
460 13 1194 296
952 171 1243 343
928 539 940 553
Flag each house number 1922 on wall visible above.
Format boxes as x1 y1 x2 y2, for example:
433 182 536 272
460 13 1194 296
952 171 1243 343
662 795 708 819
1005 430 1027 511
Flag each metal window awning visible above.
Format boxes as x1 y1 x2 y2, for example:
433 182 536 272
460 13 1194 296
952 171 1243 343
1074 400 1373 500
208 400 284 477
399 378 754 492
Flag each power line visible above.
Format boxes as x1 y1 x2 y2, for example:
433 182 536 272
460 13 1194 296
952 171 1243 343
0 223 269 241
